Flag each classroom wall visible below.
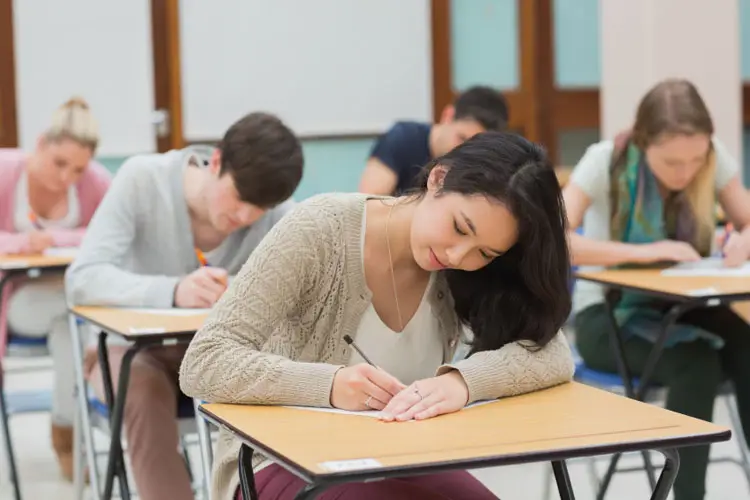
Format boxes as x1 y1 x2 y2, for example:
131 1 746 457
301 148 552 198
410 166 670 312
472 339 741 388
553 0 750 182
97 138 375 201
98 0 522 200
96 0 750 196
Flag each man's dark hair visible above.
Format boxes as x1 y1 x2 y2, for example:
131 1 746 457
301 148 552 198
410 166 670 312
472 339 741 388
218 112 303 207
453 86 509 132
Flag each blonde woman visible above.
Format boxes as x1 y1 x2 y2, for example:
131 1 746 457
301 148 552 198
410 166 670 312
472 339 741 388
0 97 111 480
564 79 750 500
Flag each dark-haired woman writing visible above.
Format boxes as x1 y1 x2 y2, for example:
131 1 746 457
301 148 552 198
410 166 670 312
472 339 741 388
179 132 575 500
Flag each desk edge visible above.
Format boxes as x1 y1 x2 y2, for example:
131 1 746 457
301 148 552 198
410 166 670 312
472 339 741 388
198 404 731 482
575 274 750 303
69 307 201 342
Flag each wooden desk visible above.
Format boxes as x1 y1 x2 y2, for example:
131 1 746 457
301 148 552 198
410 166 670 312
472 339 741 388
70 306 207 500
201 382 729 500
0 253 75 500
575 268 750 397
71 306 208 342
577 268 750 302
575 267 750 495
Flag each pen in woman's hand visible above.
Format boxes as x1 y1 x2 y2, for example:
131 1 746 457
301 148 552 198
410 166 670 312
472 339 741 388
721 223 734 258
343 335 376 367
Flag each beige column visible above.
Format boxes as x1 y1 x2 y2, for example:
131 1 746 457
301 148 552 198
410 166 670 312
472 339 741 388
601 0 742 169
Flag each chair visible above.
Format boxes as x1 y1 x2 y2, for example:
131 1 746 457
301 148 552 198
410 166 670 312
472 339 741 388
0 332 56 500
542 351 750 499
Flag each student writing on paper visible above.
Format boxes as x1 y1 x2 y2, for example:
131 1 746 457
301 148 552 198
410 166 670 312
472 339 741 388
65 113 303 500
563 79 750 500
359 86 509 195
0 97 111 480
180 132 575 500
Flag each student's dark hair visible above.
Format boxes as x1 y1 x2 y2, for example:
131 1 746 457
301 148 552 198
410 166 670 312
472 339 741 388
218 112 303 207
414 131 571 352
453 86 510 132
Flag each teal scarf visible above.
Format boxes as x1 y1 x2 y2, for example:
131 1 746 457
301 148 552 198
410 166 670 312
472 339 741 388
610 144 722 349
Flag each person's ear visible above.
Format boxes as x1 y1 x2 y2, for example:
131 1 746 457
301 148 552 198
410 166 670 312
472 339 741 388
427 166 448 193
440 105 455 124
208 149 222 176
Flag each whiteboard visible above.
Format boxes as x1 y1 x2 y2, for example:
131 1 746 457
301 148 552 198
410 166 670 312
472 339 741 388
13 0 156 156
179 0 433 139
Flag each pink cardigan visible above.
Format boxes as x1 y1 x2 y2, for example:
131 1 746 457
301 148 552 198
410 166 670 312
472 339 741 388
0 148 111 352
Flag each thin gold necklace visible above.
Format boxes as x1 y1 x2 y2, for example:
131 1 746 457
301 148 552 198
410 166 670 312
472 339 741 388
385 202 405 332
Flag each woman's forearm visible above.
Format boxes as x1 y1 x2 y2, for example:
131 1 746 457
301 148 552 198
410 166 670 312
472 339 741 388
568 231 644 267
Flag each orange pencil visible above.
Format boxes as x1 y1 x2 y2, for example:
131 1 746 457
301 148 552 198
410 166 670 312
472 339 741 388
194 248 209 267
28 211 43 230
195 248 227 286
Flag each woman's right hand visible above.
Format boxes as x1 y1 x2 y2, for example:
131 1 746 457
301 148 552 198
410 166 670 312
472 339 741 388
330 364 406 411
634 240 701 264
26 230 54 254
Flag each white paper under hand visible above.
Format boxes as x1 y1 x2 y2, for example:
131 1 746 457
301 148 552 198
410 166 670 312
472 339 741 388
661 257 750 277
283 399 496 419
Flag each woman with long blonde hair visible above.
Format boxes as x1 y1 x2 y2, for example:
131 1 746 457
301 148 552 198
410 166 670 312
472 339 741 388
564 79 750 500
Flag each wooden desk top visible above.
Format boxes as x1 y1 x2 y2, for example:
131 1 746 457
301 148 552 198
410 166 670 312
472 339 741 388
0 254 74 271
71 306 208 341
576 268 750 301
201 382 729 479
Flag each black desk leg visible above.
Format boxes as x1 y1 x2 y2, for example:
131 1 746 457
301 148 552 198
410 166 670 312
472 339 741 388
239 444 259 500
0 275 21 500
599 294 697 498
552 460 576 500
650 449 680 500
0 383 21 500
595 453 621 500
98 334 143 500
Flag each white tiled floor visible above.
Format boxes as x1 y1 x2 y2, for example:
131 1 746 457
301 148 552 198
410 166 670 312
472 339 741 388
0 356 748 500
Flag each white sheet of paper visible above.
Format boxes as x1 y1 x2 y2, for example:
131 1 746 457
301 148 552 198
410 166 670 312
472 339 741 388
661 258 750 277
118 308 212 316
43 247 79 258
283 399 497 419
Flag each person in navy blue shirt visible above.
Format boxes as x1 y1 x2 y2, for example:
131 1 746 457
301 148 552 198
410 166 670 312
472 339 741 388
359 86 509 195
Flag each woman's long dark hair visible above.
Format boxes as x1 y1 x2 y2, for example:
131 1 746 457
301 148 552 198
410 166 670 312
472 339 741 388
413 131 571 353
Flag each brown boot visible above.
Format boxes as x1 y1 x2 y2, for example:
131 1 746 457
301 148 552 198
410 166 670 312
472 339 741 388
51 424 74 481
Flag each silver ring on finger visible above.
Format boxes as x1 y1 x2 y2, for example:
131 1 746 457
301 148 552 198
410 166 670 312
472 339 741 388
414 383 423 401
365 395 373 408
